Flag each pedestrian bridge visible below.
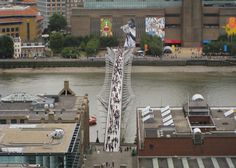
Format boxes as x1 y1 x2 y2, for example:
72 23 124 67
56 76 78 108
98 48 134 152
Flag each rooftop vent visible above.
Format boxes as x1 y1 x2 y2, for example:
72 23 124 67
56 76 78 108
49 129 64 139
192 94 204 101
193 128 204 145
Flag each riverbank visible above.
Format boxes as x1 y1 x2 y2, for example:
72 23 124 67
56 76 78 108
1 66 236 74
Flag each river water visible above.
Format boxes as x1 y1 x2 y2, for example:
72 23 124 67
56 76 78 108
1 71 236 143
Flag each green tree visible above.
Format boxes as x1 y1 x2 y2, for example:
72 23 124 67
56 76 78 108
48 13 67 32
62 47 80 58
49 32 64 53
140 34 163 56
64 35 82 47
230 42 236 56
0 35 14 59
100 36 119 48
85 37 100 56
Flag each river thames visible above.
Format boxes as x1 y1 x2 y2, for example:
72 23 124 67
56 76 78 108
1 71 236 142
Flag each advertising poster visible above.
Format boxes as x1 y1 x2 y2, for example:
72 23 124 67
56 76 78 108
224 17 236 36
100 17 113 37
121 18 136 48
145 17 165 40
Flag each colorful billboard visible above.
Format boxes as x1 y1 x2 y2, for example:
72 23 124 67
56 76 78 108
100 18 112 37
224 17 236 36
145 17 165 40
121 18 136 48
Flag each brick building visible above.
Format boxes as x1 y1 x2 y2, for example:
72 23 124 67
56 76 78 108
71 0 236 47
136 94 236 167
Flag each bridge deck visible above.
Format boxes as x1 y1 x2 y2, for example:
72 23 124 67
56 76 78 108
104 48 124 152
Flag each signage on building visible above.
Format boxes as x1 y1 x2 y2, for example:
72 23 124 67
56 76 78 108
100 17 113 37
145 17 165 40
224 17 236 36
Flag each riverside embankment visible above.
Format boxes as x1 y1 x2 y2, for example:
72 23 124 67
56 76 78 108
0 57 236 69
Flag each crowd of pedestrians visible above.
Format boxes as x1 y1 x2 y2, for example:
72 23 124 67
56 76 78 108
105 48 124 152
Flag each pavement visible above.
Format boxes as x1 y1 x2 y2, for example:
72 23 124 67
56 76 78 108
83 143 137 168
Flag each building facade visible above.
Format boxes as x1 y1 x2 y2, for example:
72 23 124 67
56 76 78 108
71 0 236 47
37 0 66 29
0 81 90 167
21 42 45 58
136 94 236 167
0 123 82 168
0 6 43 42
13 37 21 58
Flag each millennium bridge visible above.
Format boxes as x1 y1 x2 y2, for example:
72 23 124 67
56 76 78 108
98 48 134 152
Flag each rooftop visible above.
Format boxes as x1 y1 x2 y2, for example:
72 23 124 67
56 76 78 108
138 106 236 140
139 157 236 168
0 6 39 17
0 95 84 122
0 123 76 153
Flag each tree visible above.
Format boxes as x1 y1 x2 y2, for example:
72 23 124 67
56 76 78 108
49 32 64 53
140 34 163 56
230 42 236 56
0 35 14 59
48 13 67 32
64 35 82 47
62 47 80 58
85 37 100 56
100 36 119 48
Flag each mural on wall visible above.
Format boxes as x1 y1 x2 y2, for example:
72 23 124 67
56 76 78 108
224 17 236 36
121 18 136 48
145 17 165 40
100 18 113 37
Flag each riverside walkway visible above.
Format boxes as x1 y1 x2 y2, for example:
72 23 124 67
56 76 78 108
104 48 124 152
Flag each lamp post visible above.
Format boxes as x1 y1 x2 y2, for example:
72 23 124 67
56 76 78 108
96 130 100 143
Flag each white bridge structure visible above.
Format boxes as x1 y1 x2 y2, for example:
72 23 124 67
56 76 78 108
98 48 134 152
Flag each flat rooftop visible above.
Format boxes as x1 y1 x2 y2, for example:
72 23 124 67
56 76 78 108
0 95 84 121
138 106 236 140
0 123 76 153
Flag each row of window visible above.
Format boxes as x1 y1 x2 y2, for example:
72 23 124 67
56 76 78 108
0 119 24 124
47 3 66 6
3 33 19 38
1 27 19 33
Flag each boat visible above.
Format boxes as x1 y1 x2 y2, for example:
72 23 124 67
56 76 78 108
89 115 97 126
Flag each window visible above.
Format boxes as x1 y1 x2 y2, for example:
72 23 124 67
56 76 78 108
165 14 180 17
149 144 154 150
203 13 219 17
2 28 5 33
6 28 10 32
15 27 19 32
16 33 19 37
11 119 17 124
11 27 14 32
0 119 6 124
20 119 25 123
204 24 219 28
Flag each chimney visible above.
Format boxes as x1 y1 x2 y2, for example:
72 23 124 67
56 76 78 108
64 81 69 91
48 110 55 121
